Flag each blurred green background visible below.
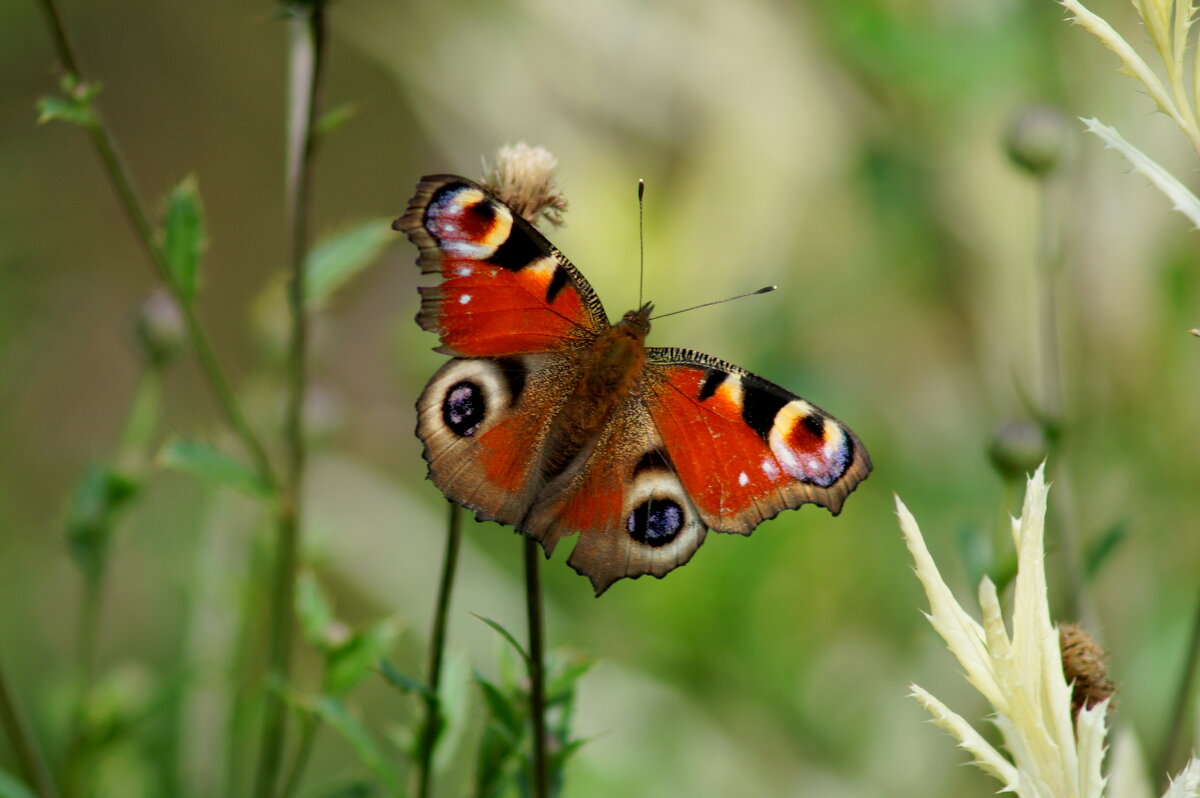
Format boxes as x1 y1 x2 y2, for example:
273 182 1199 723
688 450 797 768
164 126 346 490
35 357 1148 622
2 0 1199 796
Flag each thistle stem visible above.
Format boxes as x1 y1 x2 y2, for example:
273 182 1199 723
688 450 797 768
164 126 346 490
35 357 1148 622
415 503 463 798
0 652 60 798
1035 178 1093 628
252 3 327 796
33 0 275 486
523 537 548 798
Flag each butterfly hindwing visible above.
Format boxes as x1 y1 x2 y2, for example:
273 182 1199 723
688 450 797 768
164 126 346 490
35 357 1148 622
395 175 609 357
644 347 871 534
520 398 708 595
417 353 577 527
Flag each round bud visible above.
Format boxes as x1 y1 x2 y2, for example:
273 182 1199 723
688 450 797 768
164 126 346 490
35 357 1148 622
1004 105 1071 177
134 289 185 368
988 420 1048 480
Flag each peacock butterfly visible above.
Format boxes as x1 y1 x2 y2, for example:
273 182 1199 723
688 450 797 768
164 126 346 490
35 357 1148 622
396 175 871 594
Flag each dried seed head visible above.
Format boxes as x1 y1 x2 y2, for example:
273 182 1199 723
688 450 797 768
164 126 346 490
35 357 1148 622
1060 623 1116 717
483 143 568 229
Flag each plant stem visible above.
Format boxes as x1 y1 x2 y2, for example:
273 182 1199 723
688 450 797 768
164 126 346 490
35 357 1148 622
33 0 275 486
1035 178 1094 628
277 714 320 798
415 503 463 798
523 537 548 798
0 652 60 798
253 4 327 797
1158 578 1200 789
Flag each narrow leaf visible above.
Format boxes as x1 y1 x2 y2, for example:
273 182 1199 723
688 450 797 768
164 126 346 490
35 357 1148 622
297 570 336 649
1084 521 1130 580
314 101 362 138
157 437 272 499
325 619 400 695
471 614 531 665
377 660 433 697
1083 117 1200 229
475 674 523 738
305 219 393 309
314 697 402 796
161 177 206 303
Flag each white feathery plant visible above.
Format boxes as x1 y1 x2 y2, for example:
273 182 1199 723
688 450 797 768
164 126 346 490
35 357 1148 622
896 464 1200 798
1057 0 1200 228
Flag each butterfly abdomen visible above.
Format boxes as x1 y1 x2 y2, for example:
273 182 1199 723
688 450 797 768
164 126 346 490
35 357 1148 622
538 317 649 481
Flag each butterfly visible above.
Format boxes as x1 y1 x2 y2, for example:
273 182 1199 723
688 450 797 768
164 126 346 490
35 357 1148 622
396 174 871 594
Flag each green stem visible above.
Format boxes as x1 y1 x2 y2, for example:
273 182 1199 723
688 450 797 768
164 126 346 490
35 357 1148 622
416 503 463 798
277 714 320 798
253 4 327 796
523 537 548 798
33 0 275 486
1035 178 1093 628
1157 578 1200 788
0 652 60 798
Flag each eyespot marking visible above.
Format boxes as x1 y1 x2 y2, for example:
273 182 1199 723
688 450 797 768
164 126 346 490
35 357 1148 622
442 380 486 437
627 498 684 546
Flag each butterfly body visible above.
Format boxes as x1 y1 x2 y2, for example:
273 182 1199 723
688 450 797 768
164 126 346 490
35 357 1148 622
398 175 871 593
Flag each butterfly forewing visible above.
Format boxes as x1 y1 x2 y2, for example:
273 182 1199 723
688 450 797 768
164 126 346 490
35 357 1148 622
396 175 609 356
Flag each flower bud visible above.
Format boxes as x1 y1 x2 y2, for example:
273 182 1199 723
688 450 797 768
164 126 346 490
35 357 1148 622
134 289 185 368
1005 105 1071 177
988 420 1048 481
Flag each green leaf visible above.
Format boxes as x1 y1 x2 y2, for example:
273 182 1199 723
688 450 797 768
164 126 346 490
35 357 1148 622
36 75 99 127
157 437 272 499
546 653 593 707
297 570 336 649
160 177 206 304
377 660 432 697
471 614 531 666
0 768 38 798
474 674 523 739
305 219 393 309
474 723 519 798
314 697 402 796
1085 521 1130 581
66 463 140 580
325 619 400 695
314 101 362 138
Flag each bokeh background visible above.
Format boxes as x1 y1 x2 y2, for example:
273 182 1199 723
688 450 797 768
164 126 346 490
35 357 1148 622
2 0 1199 796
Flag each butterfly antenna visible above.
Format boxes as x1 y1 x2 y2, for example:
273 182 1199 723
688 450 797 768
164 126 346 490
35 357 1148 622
637 179 646 308
649 285 778 321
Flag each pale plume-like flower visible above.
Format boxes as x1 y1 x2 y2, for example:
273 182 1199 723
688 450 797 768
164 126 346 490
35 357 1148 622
1057 0 1200 228
897 464 1200 798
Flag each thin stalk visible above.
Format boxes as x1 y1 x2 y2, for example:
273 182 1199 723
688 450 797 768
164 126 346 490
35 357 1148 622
1035 178 1094 629
33 0 275 486
415 503 463 798
1157 578 1200 789
277 713 320 798
253 4 327 796
62 571 103 797
0 653 60 798
523 537 548 798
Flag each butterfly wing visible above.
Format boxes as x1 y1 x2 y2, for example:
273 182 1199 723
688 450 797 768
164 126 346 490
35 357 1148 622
520 397 709 595
395 175 610 357
644 347 871 533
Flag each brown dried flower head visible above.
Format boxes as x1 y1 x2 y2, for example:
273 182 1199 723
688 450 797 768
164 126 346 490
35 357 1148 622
483 142 568 229
1059 623 1116 717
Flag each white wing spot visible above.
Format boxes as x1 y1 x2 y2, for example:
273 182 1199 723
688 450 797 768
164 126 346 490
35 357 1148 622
761 458 780 480
456 265 473 277
738 471 749 487
459 294 472 305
